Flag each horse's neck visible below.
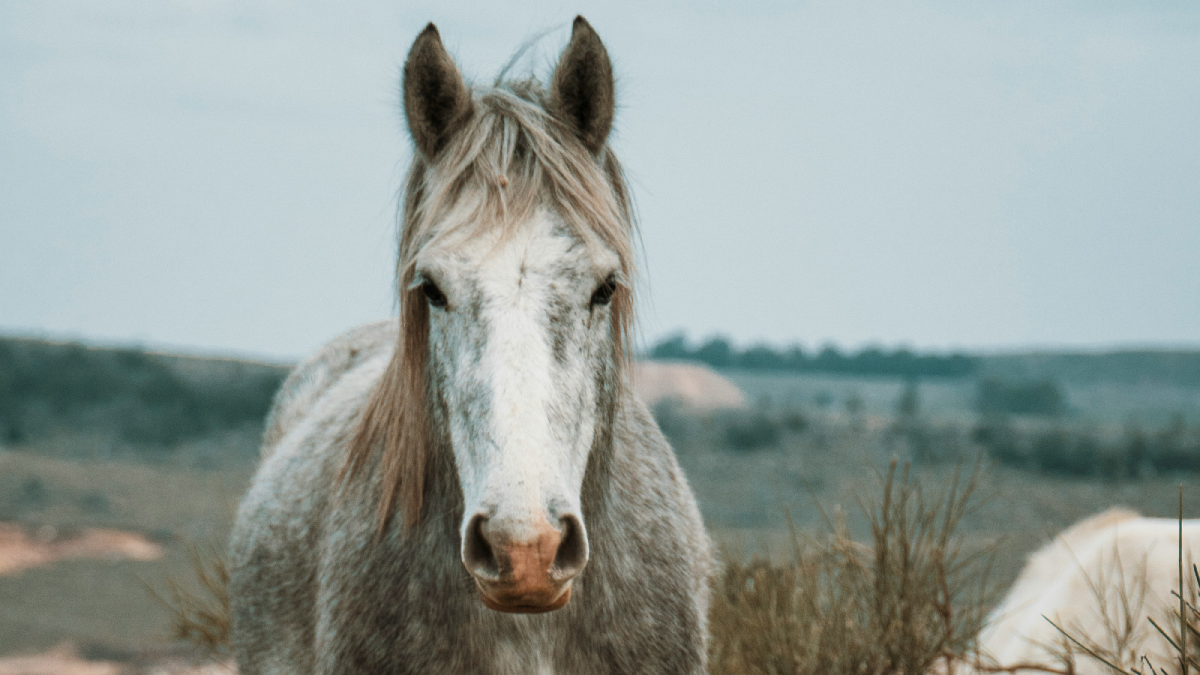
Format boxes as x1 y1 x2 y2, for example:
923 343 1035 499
580 392 631 523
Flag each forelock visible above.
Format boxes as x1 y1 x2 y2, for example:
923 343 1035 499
398 81 635 286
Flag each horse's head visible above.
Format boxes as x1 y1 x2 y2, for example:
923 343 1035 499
348 17 633 614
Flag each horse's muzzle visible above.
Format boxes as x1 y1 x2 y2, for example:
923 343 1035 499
463 513 588 613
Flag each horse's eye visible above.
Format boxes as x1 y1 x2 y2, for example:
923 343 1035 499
590 276 618 308
421 280 447 308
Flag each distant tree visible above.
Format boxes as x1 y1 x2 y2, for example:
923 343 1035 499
976 378 1066 417
642 332 978 378
1123 423 1148 479
890 349 917 378
845 393 867 432
649 333 690 360
696 337 733 368
783 345 807 370
844 391 864 417
814 391 833 409
895 380 920 421
720 409 780 451
815 345 845 372
738 345 784 370
854 347 887 376
940 354 977 378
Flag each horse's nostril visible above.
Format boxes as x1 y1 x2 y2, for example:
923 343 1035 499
552 514 588 579
463 514 499 580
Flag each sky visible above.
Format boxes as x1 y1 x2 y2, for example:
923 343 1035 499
2 1 1198 360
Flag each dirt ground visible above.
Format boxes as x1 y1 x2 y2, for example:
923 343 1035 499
632 361 746 411
0 524 162 577
0 643 233 675
3 421 1199 671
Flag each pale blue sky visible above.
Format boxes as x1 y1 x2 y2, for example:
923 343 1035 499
2 1 1198 359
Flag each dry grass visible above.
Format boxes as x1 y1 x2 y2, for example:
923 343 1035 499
155 465 1198 675
708 460 997 675
1041 563 1200 675
164 460 998 672
1146 563 1200 675
146 543 230 655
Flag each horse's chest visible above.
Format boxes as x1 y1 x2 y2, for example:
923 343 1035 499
396 620 573 675
486 637 556 675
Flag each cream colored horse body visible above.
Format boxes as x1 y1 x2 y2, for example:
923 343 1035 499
980 508 1200 674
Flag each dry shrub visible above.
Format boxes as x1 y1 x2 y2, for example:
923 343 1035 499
1043 489 1200 675
1029 546 1154 675
147 542 231 654
1146 563 1200 675
709 460 996 675
158 462 1002 673
1043 564 1200 675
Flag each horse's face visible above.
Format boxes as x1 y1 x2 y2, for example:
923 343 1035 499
417 205 619 613
400 17 620 614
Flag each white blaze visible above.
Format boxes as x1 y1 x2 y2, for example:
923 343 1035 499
417 204 617 546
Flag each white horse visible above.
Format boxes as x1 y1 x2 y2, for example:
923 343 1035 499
227 18 713 674
979 508 1200 674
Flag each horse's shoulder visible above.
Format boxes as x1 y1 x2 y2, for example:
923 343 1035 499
261 320 398 458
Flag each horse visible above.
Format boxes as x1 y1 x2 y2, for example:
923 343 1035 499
977 508 1200 674
227 17 713 675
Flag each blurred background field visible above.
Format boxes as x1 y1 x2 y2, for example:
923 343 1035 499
2 334 1199 664
4 3 1199 670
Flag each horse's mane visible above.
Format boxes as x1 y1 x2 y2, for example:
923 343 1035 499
341 78 637 532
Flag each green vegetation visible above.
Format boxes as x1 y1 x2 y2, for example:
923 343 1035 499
0 337 287 449
973 415 1200 479
648 333 1200 388
983 351 1200 388
648 334 977 378
653 400 796 454
976 377 1066 417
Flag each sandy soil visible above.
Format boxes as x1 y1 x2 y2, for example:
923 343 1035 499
0 643 122 675
0 644 234 675
0 523 163 576
140 658 235 675
632 361 746 411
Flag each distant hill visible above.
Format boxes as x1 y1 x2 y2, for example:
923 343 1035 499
979 351 1200 388
0 336 290 447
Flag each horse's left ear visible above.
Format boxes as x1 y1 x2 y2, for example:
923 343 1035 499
550 16 615 154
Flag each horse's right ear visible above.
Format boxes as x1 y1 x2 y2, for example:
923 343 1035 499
403 24 472 159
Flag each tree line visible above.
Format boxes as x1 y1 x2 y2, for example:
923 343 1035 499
647 334 976 379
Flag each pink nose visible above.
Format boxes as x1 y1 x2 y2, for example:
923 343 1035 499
462 513 588 613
